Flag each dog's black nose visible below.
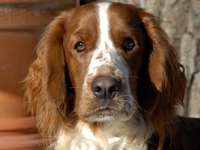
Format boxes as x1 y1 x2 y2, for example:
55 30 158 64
91 77 122 99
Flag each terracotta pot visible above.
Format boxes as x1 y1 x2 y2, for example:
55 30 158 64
0 0 77 149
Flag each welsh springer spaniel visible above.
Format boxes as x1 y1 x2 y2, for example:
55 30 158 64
25 2 200 150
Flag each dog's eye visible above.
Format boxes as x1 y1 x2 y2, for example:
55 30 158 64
74 42 85 53
123 38 135 51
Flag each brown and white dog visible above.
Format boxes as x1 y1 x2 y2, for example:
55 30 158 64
25 2 200 150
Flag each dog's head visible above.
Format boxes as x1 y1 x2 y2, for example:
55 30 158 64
25 2 186 142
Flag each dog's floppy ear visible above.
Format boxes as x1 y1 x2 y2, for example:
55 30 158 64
134 7 187 146
25 12 70 139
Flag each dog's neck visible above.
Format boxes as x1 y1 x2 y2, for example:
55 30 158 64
53 118 152 150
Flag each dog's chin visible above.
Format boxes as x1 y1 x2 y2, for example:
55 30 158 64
86 114 116 122
85 107 133 123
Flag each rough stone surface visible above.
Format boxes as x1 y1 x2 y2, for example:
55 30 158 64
190 72 200 117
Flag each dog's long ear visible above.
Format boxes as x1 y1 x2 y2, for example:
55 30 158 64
25 12 70 140
135 7 187 146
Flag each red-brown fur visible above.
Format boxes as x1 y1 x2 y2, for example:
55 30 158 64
24 2 200 150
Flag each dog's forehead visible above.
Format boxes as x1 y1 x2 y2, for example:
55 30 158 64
108 3 141 23
66 2 140 31
65 3 97 34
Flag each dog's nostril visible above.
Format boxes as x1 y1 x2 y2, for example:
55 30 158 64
94 86 103 96
91 77 122 99
109 86 115 93
95 86 102 93
110 80 121 92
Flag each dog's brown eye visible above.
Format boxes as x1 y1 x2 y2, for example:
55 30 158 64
74 42 85 53
123 38 135 51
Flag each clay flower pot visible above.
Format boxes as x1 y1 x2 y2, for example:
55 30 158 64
0 0 77 149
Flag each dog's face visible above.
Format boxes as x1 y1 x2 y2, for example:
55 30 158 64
63 3 146 122
25 2 186 142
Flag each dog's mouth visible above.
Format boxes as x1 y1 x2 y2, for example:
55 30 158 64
85 106 119 122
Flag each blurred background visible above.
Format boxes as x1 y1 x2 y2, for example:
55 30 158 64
0 0 199 149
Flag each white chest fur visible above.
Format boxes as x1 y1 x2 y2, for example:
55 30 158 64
53 121 149 150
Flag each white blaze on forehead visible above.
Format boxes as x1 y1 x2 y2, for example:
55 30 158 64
97 2 114 50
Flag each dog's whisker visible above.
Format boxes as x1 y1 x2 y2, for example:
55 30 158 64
68 87 82 90
129 21 143 28
129 76 145 82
